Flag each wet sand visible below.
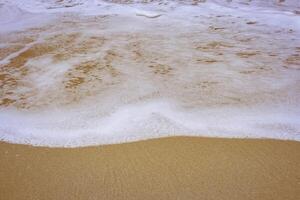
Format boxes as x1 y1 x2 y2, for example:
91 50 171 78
0 136 299 200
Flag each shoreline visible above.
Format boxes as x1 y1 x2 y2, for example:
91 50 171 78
1 136 299 200
1 134 300 148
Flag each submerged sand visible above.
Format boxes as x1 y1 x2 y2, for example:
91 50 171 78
0 136 299 200
1 1 300 146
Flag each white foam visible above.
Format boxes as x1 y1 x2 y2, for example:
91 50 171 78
135 10 162 18
25 57 79 90
1 0 300 147
0 100 299 147
0 3 56 34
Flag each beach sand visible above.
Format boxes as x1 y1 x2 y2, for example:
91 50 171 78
0 136 299 200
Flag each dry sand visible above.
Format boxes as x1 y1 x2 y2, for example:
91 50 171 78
0 136 299 200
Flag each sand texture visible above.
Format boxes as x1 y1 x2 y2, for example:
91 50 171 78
0 136 299 200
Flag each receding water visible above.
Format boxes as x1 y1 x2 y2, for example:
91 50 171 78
0 0 300 147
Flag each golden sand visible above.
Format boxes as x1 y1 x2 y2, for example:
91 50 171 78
0 136 299 200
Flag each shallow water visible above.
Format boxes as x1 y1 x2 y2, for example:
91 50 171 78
0 0 300 146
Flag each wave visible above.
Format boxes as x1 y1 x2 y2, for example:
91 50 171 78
0 0 299 147
0 100 299 147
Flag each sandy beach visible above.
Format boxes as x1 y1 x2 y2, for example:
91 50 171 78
1 1 300 199
1 136 299 200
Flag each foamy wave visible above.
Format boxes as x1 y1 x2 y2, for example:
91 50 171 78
1 0 300 147
0 100 299 147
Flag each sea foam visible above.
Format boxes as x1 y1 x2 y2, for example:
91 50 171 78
0 0 300 147
0 100 299 147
